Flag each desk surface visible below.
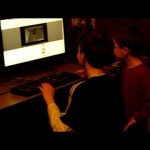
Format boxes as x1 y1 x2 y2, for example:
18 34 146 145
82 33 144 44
0 63 82 110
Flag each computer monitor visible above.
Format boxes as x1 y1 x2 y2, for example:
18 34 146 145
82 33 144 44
0 18 66 76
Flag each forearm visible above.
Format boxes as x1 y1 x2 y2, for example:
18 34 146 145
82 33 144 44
47 103 72 132
134 99 150 121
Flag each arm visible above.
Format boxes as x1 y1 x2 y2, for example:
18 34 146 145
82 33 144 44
124 71 150 131
47 103 72 132
39 82 72 132
123 100 150 133
124 68 150 132
123 117 136 132
134 68 150 122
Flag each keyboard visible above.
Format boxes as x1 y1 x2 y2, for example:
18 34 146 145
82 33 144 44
10 72 82 97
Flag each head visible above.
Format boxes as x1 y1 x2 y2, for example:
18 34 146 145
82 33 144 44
113 25 144 60
77 30 115 68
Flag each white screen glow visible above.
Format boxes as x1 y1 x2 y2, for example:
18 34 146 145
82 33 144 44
1 18 65 67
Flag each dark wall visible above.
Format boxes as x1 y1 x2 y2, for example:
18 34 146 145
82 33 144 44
95 18 150 39
95 18 150 66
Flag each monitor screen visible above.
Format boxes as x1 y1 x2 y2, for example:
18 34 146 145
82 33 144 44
0 18 65 67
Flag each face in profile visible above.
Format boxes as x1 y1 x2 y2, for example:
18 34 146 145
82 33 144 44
113 40 128 60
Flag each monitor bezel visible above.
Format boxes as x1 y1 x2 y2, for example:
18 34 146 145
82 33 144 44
0 18 67 78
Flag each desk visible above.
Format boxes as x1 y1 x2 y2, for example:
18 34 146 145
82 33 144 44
0 63 82 110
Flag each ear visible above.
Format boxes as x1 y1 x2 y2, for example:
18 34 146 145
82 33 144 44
81 52 87 63
80 52 85 59
122 47 129 56
77 50 86 65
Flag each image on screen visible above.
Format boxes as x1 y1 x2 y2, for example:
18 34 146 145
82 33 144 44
20 23 48 46
0 18 65 67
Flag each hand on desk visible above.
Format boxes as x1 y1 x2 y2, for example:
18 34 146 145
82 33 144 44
39 82 55 106
75 69 87 78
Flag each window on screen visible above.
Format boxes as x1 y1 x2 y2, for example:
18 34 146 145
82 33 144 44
20 23 48 46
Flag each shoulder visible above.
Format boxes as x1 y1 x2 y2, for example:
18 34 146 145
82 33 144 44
69 80 86 96
143 64 150 72
138 63 150 78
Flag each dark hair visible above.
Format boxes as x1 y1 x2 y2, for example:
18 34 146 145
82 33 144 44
78 30 115 68
113 25 145 57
